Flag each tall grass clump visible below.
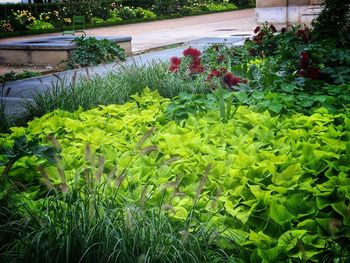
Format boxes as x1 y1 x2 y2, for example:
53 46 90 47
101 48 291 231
25 62 209 118
0 137 246 263
0 168 244 263
0 85 12 133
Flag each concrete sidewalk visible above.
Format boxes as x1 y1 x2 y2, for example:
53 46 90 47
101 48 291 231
0 9 255 53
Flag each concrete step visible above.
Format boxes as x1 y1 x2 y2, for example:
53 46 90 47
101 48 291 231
302 5 323 16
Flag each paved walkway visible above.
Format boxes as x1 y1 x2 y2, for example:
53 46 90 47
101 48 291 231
0 9 255 53
1 9 256 117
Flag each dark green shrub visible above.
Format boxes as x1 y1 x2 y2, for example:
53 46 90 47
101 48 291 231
118 6 137 20
312 0 350 47
134 7 157 19
62 0 113 21
152 0 185 15
229 0 255 8
0 3 63 20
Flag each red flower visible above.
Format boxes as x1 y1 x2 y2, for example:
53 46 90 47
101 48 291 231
187 56 204 74
169 56 181 72
190 63 204 74
254 26 261 34
306 67 320 80
253 31 264 44
281 27 287 33
269 24 277 33
207 69 221 81
297 29 310 42
223 72 242 87
183 47 201 58
300 51 309 69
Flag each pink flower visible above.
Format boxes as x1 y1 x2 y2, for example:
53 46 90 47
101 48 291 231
183 47 201 58
169 56 181 72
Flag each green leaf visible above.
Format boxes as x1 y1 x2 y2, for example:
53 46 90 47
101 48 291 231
272 164 303 186
248 230 275 249
270 201 295 225
277 230 307 251
221 228 250 244
233 91 248 102
268 100 283 113
332 201 350 226
281 83 297 93
284 194 315 218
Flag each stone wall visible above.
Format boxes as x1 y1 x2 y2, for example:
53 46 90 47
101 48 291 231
256 0 324 28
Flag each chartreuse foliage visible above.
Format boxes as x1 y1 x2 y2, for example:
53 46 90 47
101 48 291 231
1 89 350 262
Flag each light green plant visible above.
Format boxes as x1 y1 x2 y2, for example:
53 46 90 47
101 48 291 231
2 89 350 262
26 20 54 30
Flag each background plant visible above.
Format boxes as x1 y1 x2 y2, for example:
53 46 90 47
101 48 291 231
26 20 54 30
68 36 126 68
312 0 350 48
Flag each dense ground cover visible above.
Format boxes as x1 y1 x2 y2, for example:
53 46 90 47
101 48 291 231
1 1 350 261
1 88 350 262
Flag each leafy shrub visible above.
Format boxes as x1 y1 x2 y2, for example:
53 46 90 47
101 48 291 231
312 0 350 47
62 0 113 21
10 9 36 31
90 16 105 24
2 89 350 262
27 20 54 30
0 20 14 32
233 0 255 7
68 36 125 67
105 10 123 23
152 0 183 15
321 48 350 84
0 2 63 21
118 6 137 20
134 7 157 19
206 3 237 12
39 10 60 22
